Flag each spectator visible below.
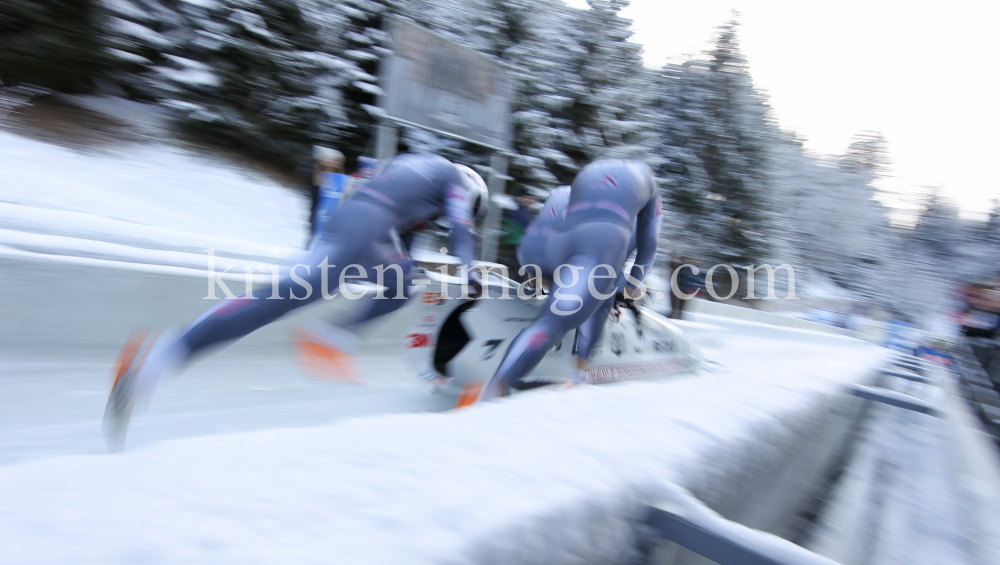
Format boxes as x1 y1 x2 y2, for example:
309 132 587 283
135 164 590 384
351 156 377 181
499 194 538 280
306 146 344 243
338 156 377 203
669 256 702 319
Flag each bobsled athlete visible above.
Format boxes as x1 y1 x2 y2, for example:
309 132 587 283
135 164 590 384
517 185 647 388
105 154 489 444
514 185 571 281
482 160 661 400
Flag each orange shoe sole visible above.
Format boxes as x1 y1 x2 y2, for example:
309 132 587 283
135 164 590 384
295 326 364 384
455 380 483 409
112 330 151 389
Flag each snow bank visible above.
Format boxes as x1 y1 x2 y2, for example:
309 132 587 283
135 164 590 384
0 227 287 272
0 323 890 564
0 126 307 255
687 298 856 337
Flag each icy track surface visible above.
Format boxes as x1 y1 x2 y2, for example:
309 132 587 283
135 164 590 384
0 325 889 565
0 350 456 468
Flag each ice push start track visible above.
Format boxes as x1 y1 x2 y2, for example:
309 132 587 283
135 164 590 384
3 245 1000 564
2 287 914 565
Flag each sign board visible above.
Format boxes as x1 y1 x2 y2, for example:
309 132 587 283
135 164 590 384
378 17 514 150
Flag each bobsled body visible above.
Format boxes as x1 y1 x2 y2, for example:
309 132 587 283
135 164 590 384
406 271 700 396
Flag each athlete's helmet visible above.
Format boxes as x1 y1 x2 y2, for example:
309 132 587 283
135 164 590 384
455 164 490 226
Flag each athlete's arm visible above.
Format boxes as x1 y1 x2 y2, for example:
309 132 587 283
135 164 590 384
444 183 479 267
627 191 663 290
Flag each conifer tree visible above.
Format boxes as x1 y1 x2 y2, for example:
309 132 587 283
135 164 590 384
307 0 399 163
157 0 333 165
653 19 773 265
564 0 655 164
486 0 585 193
914 190 961 257
0 0 116 93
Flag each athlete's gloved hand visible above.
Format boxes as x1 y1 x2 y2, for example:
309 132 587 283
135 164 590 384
615 291 634 308
615 290 643 331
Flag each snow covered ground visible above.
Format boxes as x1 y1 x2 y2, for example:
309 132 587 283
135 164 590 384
0 351 458 468
0 114 453 465
0 102 307 267
0 318 891 565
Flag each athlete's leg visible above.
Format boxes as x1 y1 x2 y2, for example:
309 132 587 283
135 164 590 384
294 230 415 381
106 234 364 442
106 201 394 442
573 269 629 363
482 254 615 399
180 241 357 358
346 232 418 330
482 222 630 399
575 295 616 362
179 201 391 360
516 233 553 293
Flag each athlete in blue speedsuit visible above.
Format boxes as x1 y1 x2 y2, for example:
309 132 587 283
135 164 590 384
517 184 648 386
105 154 489 444
482 160 662 400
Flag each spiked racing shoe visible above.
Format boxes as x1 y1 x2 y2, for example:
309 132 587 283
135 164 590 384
104 331 152 449
103 329 184 449
564 367 591 389
295 323 363 384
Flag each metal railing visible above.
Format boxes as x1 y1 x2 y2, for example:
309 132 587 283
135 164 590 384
640 353 950 565
640 483 842 565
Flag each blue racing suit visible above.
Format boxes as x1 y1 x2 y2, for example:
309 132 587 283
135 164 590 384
519 186 645 363
516 185 571 273
483 160 662 399
179 154 478 357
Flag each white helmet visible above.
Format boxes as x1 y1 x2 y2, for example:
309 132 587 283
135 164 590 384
455 164 490 226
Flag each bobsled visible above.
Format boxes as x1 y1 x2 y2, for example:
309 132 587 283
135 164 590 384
405 268 701 401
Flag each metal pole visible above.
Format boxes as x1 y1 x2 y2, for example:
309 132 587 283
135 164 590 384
375 120 398 165
482 153 509 263
847 384 940 416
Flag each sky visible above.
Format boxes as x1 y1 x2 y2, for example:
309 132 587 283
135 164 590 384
564 0 1000 219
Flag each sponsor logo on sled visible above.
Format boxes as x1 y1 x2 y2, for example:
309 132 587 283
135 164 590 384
652 340 676 353
480 339 505 360
406 333 434 348
422 293 446 305
610 332 626 357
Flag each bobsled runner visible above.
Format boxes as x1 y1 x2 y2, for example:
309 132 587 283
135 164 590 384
405 269 701 401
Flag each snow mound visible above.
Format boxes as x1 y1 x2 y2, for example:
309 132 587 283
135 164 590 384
0 123 307 260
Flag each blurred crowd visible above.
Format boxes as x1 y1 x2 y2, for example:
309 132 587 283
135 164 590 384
954 277 1000 339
